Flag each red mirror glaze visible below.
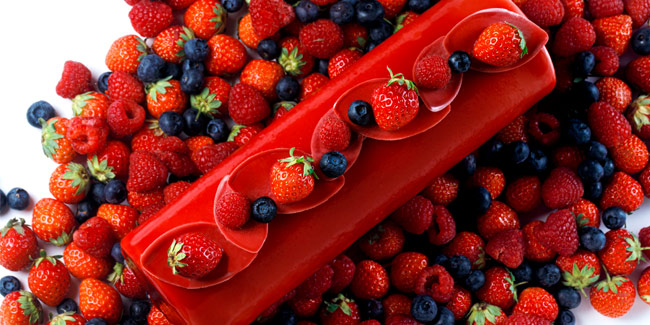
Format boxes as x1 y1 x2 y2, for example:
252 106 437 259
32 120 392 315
310 109 365 181
333 78 451 140
140 221 257 289
412 37 463 112
443 8 549 73
227 148 345 214
214 176 269 253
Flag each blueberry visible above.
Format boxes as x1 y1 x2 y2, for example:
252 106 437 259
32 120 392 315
222 0 244 12
85 318 108 325
567 119 591 145
602 206 626 230
316 58 329 77
431 254 448 266
479 138 505 166
183 108 209 137
97 72 112 94
579 226 606 252
602 158 615 178
320 151 348 178
407 0 431 13
577 159 604 183
56 297 78 314
137 54 166 83
251 197 277 223
341 0 359 6
206 118 229 142
0 190 6 211
452 153 476 180
366 41 380 52
163 62 182 80
0 276 21 296
631 27 650 56
509 141 530 164
356 0 384 25
446 255 471 279
348 100 374 126
257 39 280 60
180 69 204 95
104 179 127 204
411 295 438 322
432 306 454 325
555 287 581 309
362 299 384 319
159 111 184 137
583 181 603 201
75 200 98 225
513 262 533 283
572 81 599 108
465 186 491 215
448 51 471 73
111 242 124 264
182 60 205 75
464 270 485 291
130 299 151 322
296 0 319 23
27 101 56 128
330 1 355 24
276 76 301 101
556 309 575 325
184 39 209 62
526 148 548 174
573 51 595 78
536 264 561 288
585 141 607 162
7 188 29 210
90 182 106 205
369 20 393 43
277 307 297 325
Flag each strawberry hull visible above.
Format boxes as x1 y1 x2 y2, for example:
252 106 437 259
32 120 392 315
121 0 556 323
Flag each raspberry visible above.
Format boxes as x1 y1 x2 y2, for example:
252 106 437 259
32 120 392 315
328 254 355 293
163 181 192 204
318 116 351 151
185 136 214 153
55 61 93 99
552 145 585 170
505 176 542 213
521 0 566 27
127 188 165 211
106 99 146 137
299 19 344 59
527 112 560 146
390 195 434 235
536 209 579 256
128 0 173 37
427 205 456 246
414 55 452 89
228 83 270 125
126 151 169 192
66 117 110 155
552 17 597 56
485 229 525 268
423 173 459 206
107 71 145 103
137 201 166 224
587 0 624 18
541 167 584 209
154 151 196 177
191 142 239 174
215 192 250 229
154 136 189 154
295 264 334 299
523 220 556 262
589 46 619 76
414 265 454 303
625 0 650 28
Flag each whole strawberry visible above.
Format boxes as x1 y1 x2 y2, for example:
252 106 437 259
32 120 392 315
556 250 602 295
47 312 85 325
73 91 111 119
279 36 314 78
329 254 356 293
592 14 632 55
639 266 650 305
505 176 541 212
128 0 173 37
105 35 147 74
79 278 123 323
390 195 433 235
443 232 486 269
476 266 517 309
628 95 650 139
97 204 139 239
467 303 507 325
390 252 428 293
552 17 597 56
41 117 76 164
206 34 248 76
146 78 188 119
0 219 39 271
28 250 70 306
63 242 113 280
72 217 115 257
32 198 76 246
588 101 632 148
610 134 648 174
228 83 270 125
472 22 527 67
423 173 459 206
600 171 643 212
0 291 41 325
320 294 361 325
359 221 405 260
153 26 193 64
168 232 223 279
270 148 317 204
88 140 131 181
596 77 632 113
215 192 251 229
371 67 419 131
185 0 226 40
599 229 644 275
512 287 558 321
299 19 344 59
477 200 519 240
191 142 239 174
108 262 147 299
328 48 363 79
350 260 389 299
49 162 90 204
626 55 650 93
249 0 295 39
295 264 334 299
191 76 231 117
590 273 635 318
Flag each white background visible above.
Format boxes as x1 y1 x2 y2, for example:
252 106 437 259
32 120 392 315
0 0 649 323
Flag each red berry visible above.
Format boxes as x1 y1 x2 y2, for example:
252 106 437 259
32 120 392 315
552 17 596 56
626 55 650 93
527 112 560 146
390 195 433 235
359 221 405 260
624 0 650 28
128 0 173 37
523 220 556 263
423 173 459 206
486 229 525 268
414 55 452 89
295 264 334 299
66 117 109 155
600 171 644 212
299 19 344 59
414 265 455 303
589 46 619 76
329 254 355 293
390 252 428 293
55 61 93 99
505 176 541 212
126 151 168 192
536 209 579 257
541 167 583 209
587 0 624 18
427 205 456 246
107 71 145 103
167 232 223 279
106 99 146 137
228 83 270 125
351 260 389 299
72 217 115 258
592 14 633 55
318 116 351 151
215 192 251 229
191 142 239 174
521 0 566 27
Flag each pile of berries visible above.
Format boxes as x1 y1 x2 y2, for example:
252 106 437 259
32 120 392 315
0 0 650 323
